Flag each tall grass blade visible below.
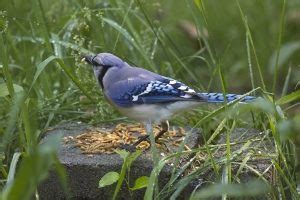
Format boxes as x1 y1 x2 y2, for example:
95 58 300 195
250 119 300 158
6 152 21 187
1 92 25 151
268 42 300 73
272 0 286 93
246 30 255 90
1 135 61 200
190 180 270 199
276 90 300 105
144 159 167 200
112 150 141 200
102 18 154 70
34 0 53 52
29 55 58 93
112 0 134 51
0 84 23 97
281 65 292 97
21 99 37 153
0 34 14 96
235 0 266 91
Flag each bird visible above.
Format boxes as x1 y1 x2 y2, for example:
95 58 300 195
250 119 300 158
83 52 255 150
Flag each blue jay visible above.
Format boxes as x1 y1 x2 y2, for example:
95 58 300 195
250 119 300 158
83 53 255 149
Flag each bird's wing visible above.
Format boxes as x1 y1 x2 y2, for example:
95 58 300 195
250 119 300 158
105 71 206 107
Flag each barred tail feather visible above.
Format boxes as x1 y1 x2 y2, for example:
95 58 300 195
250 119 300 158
199 92 255 103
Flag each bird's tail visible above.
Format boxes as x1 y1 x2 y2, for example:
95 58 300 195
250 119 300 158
199 92 256 103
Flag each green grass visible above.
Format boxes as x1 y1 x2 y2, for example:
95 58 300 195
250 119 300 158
0 0 300 199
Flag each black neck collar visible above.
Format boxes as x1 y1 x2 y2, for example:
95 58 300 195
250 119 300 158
97 67 109 89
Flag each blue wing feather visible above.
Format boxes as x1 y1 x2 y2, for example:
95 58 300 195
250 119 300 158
199 92 255 103
103 65 255 107
105 76 205 107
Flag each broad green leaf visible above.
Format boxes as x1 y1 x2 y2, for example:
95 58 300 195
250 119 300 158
130 176 149 191
0 83 23 97
98 171 120 188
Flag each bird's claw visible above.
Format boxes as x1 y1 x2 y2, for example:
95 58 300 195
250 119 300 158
136 135 150 143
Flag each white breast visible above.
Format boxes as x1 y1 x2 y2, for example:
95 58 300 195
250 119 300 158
117 101 202 123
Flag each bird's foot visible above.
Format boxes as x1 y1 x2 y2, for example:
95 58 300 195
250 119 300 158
119 134 163 152
136 135 162 145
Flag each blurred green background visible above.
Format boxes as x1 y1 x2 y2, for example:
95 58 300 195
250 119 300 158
0 0 299 199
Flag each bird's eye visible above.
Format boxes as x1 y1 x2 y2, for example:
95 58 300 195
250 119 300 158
91 56 99 65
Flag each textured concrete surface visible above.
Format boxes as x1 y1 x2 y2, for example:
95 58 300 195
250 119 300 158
38 122 202 200
38 122 273 199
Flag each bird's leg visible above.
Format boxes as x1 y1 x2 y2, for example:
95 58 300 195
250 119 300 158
154 120 169 142
121 121 169 152
145 121 159 165
120 124 151 152
132 120 169 147
132 134 149 146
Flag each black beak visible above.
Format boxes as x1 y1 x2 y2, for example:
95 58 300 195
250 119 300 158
82 55 94 65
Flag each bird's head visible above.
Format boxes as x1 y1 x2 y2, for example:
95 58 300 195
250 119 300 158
83 53 125 88
83 53 124 68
